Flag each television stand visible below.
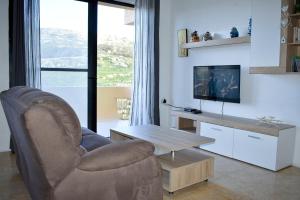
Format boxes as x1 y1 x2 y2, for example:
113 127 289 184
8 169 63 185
170 110 296 171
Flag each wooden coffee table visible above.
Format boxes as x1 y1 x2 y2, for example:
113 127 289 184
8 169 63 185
110 125 215 193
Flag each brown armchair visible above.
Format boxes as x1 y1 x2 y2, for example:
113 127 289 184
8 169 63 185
0 87 162 200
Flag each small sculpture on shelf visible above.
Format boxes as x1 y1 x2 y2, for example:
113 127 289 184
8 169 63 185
230 27 239 38
281 4 289 44
203 31 213 41
191 31 200 42
257 116 283 128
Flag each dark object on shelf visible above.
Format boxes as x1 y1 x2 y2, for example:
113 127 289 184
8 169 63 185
184 107 197 112
230 27 239 38
203 32 213 41
192 110 202 114
184 107 202 114
248 18 252 36
191 31 200 42
292 56 300 72
296 0 300 13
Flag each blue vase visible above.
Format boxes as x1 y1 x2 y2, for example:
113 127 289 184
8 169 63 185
230 27 239 38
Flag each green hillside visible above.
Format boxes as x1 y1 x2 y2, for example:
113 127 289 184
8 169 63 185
41 28 133 87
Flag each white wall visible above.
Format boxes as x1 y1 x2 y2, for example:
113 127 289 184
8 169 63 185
0 0 10 152
159 0 172 127
159 0 300 167
251 0 281 67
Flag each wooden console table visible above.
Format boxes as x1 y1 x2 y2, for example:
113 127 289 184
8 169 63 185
171 110 294 136
171 110 296 171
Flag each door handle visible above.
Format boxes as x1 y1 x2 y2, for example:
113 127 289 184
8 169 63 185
248 135 261 140
211 127 222 131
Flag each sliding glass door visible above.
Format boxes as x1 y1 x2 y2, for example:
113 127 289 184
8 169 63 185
40 0 88 126
40 0 134 133
97 3 134 137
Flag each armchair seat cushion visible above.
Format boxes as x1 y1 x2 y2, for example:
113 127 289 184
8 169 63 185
81 127 111 152
78 140 155 171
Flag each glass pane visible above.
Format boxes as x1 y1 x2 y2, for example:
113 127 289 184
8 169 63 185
97 4 134 137
40 0 88 126
40 0 88 69
41 71 88 127
97 5 134 87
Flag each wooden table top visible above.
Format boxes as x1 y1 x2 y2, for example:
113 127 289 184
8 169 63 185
110 125 214 152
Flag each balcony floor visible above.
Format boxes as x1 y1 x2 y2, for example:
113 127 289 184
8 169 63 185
97 120 129 138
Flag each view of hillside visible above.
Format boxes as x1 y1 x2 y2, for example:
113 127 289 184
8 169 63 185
41 28 133 87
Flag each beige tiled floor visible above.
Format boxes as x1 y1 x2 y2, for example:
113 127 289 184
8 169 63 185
1 150 300 200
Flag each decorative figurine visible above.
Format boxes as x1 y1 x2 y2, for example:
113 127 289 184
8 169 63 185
191 31 200 42
248 18 252 36
203 31 213 41
281 36 287 44
230 27 239 38
281 4 289 44
257 116 283 128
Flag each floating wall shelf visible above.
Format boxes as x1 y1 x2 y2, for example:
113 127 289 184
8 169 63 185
249 67 287 74
182 36 251 49
290 13 300 19
249 1 300 74
287 43 300 46
249 66 300 74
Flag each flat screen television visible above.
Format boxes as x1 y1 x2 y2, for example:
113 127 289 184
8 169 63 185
194 65 241 103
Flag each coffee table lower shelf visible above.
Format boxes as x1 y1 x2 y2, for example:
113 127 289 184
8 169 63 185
158 149 214 193
110 131 214 193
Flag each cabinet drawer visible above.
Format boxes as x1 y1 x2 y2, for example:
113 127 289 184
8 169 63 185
200 123 234 157
233 129 278 170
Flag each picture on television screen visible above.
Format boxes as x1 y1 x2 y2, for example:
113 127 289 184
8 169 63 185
194 65 240 103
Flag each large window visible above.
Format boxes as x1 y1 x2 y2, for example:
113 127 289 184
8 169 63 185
40 0 88 126
40 0 135 133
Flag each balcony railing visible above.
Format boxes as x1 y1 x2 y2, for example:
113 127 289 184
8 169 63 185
42 85 131 137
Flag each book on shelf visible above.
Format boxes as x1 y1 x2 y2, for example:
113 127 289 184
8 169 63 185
291 56 300 72
293 27 300 43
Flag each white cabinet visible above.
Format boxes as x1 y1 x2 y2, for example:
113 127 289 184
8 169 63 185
199 122 296 171
200 123 234 158
233 129 278 170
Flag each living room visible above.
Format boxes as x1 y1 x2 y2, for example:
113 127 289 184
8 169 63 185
1 0 300 200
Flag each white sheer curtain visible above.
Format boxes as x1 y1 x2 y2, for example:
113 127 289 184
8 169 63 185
24 0 41 88
130 0 160 126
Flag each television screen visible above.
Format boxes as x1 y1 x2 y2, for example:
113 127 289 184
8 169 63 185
194 65 240 103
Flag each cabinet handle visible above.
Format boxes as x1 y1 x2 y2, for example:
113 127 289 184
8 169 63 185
248 135 261 140
211 127 222 131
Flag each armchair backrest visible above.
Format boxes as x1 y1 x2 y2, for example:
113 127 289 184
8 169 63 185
0 86 85 200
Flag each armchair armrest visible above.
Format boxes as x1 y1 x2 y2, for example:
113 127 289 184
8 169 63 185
78 140 155 171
